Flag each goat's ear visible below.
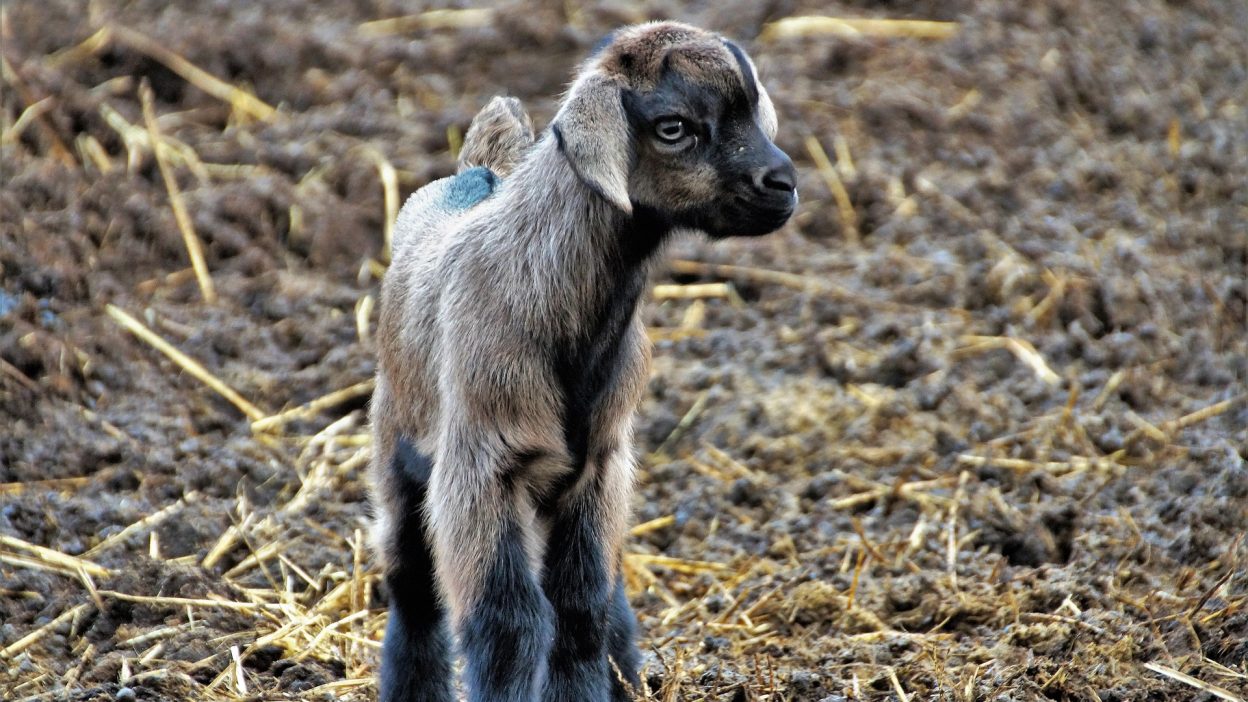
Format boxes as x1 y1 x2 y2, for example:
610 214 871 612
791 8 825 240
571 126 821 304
553 72 633 214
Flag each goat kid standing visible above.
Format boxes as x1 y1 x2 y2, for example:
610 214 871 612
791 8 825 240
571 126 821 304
370 22 797 702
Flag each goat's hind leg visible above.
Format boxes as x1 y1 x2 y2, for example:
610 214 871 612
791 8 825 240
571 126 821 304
378 438 454 702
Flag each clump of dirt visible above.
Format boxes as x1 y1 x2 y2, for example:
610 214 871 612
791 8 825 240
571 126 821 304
2 1 1246 700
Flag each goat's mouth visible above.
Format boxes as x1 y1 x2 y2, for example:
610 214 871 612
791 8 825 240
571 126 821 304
661 191 796 239
710 192 796 238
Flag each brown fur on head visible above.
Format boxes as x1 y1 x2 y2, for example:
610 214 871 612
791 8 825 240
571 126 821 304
457 96 535 177
552 21 793 235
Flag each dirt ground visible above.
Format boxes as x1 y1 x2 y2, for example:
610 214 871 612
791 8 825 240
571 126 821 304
2 1 1246 700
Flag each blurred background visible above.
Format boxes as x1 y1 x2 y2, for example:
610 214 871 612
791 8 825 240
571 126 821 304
2 1 1246 700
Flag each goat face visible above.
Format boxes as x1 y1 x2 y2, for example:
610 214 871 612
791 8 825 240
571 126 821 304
554 22 797 238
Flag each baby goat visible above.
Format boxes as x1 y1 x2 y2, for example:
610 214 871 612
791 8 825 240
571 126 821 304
369 22 796 702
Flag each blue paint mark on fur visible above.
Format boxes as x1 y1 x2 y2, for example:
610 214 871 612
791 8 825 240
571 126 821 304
444 166 499 210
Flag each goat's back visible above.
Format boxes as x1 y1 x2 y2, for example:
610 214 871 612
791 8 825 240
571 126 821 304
376 164 501 441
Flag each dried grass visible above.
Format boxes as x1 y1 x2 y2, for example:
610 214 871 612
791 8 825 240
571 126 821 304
358 8 494 36
105 304 267 421
139 81 216 304
761 16 959 41
3 6 1244 702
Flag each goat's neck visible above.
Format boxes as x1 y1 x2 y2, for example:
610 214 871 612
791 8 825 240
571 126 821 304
503 135 667 334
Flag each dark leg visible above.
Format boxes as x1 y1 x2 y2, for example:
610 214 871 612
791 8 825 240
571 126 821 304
459 520 555 702
541 494 613 701
606 574 641 701
380 439 453 702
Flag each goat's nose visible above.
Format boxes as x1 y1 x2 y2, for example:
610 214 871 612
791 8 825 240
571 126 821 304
752 152 797 195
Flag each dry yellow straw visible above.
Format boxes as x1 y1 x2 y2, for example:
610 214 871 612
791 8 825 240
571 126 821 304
105 305 266 421
0 535 110 578
2 96 53 146
626 553 731 574
1143 662 1245 702
805 135 859 245
359 8 493 36
1163 393 1246 433
0 604 90 659
957 335 1062 386
761 16 959 42
84 493 195 557
0 476 90 496
140 82 216 304
251 379 375 434
956 454 1120 476
110 24 277 122
666 260 968 323
652 283 738 301
355 294 375 344
887 667 913 702
365 149 400 263
45 26 112 69
0 552 80 578
0 55 76 166
303 679 376 696
97 590 284 612
630 515 676 537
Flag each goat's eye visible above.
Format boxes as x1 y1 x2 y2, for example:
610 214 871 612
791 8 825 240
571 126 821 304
654 118 690 145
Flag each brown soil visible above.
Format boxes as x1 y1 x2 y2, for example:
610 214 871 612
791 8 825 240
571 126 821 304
2 1 1246 701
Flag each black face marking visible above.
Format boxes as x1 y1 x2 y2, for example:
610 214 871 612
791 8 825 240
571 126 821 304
723 40 760 109
621 68 729 141
380 437 454 702
617 55 795 239
459 519 555 701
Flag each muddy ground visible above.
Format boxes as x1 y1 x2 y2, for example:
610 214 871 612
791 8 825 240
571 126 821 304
2 1 1246 700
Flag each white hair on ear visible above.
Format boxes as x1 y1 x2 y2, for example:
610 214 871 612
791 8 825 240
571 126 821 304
738 49 778 139
756 81 779 139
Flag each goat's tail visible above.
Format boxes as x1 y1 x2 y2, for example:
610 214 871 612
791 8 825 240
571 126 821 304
456 96 535 178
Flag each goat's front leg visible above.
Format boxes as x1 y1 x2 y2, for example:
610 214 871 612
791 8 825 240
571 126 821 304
429 434 554 702
607 572 642 701
541 447 637 701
